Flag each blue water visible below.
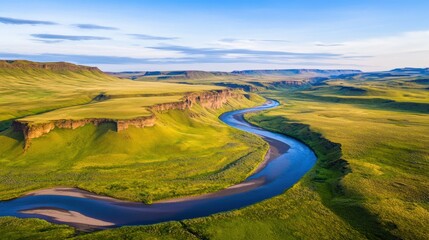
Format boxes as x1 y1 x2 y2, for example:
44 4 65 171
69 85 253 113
0 100 317 229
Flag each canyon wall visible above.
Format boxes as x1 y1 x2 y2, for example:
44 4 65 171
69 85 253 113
13 89 243 148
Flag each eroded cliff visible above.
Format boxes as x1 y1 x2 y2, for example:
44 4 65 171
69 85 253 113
151 89 242 112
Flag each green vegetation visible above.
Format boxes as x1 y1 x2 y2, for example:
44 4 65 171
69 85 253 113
0 217 75 240
84 76 426 239
1 63 428 239
0 217 201 240
246 79 428 239
295 77 429 113
162 77 426 240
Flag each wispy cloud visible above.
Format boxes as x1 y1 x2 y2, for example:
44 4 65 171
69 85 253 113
33 39 64 44
315 43 344 47
219 38 290 43
73 24 118 30
148 44 341 59
0 16 57 25
31 34 110 41
129 34 178 41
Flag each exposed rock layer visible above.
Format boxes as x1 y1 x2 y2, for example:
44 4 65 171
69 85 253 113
116 116 156 132
150 89 242 112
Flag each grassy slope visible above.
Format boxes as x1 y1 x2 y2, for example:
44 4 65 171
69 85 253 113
260 82 428 239
244 102 428 239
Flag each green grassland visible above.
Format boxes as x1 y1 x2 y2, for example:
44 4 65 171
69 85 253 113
170 77 427 240
243 101 428 239
302 76 429 103
78 76 427 239
1 64 428 239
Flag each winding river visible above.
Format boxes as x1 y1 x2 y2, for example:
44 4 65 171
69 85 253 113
0 100 317 230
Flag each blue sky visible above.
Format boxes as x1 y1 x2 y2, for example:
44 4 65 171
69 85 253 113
0 0 428 71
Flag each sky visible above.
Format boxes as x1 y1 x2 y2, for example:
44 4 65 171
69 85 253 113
0 0 428 72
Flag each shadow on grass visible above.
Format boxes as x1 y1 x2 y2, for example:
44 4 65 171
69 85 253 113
0 120 13 132
0 125 24 142
248 115 400 240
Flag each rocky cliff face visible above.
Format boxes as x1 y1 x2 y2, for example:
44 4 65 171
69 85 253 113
116 116 156 132
151 89 242 112
186 89 242 109
13 89 242 149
